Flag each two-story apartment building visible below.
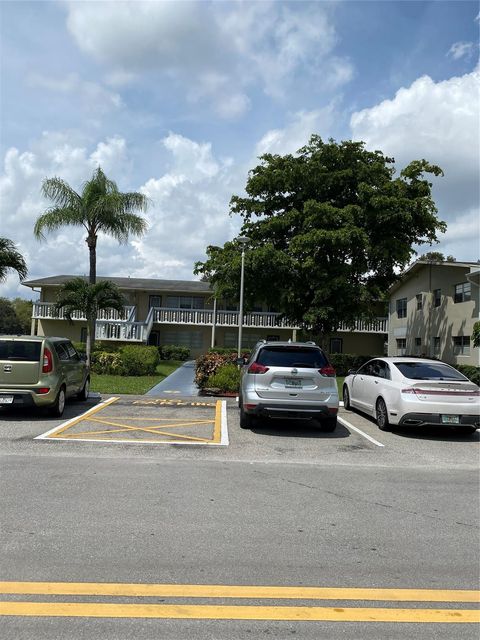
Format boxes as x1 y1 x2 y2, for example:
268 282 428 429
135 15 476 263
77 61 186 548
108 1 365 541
388 260 480 366
22 275 388 358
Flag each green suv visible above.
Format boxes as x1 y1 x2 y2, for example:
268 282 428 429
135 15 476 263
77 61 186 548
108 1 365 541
0 335 90 417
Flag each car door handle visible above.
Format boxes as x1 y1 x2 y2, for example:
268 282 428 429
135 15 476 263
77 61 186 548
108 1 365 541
374 380 379 384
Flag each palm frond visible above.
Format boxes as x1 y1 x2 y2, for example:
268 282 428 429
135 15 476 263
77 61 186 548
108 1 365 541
0 237 28 282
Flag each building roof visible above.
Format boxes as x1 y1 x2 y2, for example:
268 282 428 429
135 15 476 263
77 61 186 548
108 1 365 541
22 275 212 294
388 260 480 295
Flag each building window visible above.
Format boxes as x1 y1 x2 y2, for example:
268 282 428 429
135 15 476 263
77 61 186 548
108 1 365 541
329 338 343 354
454 282 471 304
396 298 407 319
414 337 422 355
433 289 441 307
453 336 470 355
432 337 440 356
161 330 203 349
165 296 204 310
416 294 423 310
149 295 161 308
396 338 406 355
224 331 262 349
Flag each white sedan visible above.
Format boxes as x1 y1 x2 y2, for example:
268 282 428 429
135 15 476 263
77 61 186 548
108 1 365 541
342 357 480 434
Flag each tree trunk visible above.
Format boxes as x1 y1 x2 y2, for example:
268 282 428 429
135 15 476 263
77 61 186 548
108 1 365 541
86 234 97 285
85 319 93 369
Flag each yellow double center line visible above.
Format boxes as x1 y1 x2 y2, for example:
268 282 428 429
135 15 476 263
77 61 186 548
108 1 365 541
1 582 479 623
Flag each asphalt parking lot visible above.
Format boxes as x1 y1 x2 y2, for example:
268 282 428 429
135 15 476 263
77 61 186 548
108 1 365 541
0 393 478 469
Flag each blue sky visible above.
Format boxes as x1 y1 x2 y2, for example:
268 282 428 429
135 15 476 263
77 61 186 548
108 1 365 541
1 0 479 299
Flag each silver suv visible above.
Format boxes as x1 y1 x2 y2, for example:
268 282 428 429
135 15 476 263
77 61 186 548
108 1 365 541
238 340 339 431
0 335 90 417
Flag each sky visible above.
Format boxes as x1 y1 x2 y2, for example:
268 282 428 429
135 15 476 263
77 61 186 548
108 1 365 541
1 0 479 301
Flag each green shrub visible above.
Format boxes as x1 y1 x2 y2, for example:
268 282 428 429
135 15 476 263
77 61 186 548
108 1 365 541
206 363 241 392
328 353 374 376
159 344 190 361
119 345 159 376
91 351 124 375
454 365 480 386
195 350 250 388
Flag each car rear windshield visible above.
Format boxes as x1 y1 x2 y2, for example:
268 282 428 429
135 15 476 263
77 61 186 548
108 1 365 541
257 346 328 368
394 361 467 381
0 340 42 362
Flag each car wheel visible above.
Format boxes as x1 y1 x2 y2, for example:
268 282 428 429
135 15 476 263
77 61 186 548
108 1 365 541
239 404 254 429
342 385 351 410
321 416 337 432
77 377 90 401
376 398 391 431
50 386 66 417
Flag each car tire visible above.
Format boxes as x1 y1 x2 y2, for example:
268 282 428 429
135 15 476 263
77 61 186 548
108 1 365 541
77 377 90 401
50 386 66 418
321 416 337 432
342 385 351 410
376 398 391 431
239 404 254 429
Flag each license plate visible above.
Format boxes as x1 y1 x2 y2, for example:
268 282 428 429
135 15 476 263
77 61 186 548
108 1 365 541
285 378 302 388
0 395 14 404
441 414 460 425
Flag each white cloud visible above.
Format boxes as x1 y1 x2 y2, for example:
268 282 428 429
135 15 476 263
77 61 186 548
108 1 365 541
350 69 480 261
64 0 352 117
447 41 475 60
28 72 122 113
0 130 243 299
255 106 337 157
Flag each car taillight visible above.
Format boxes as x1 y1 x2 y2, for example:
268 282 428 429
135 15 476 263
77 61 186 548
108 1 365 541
402 388 418 395
248 362 269 374
42 347 53 373
36 388 50 394
319 365 336 377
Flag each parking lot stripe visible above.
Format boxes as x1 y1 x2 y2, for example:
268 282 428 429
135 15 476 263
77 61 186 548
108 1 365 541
338 416 385 447
0 601 478 622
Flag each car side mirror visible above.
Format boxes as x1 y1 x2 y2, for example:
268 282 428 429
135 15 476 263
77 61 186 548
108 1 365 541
236 357 246 366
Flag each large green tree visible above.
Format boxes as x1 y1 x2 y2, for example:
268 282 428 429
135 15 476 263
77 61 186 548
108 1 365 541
55 278 126 367
195 136 446 337
34 166 149 284
0 238 28 283
0 298 23 334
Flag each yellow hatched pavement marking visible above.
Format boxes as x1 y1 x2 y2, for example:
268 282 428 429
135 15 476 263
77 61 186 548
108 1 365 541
42 399 224 444
0 602 478 623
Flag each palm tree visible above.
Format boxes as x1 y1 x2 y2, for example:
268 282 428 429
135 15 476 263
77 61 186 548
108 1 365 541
34 166 149 284
0 237 28 283
55 278 127 367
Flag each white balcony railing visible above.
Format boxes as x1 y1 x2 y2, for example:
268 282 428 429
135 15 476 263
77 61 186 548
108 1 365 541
32 302 134 322
33 302 388 342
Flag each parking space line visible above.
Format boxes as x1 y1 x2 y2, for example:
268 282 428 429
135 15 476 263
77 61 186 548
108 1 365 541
338 416 385 447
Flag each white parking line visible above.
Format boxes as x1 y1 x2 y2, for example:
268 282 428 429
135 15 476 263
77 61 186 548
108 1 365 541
338 416 385 447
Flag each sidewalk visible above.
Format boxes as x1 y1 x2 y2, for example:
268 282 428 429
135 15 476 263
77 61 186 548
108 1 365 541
146 361 199 396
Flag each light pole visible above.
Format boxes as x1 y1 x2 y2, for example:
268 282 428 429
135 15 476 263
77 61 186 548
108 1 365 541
237 236 249 357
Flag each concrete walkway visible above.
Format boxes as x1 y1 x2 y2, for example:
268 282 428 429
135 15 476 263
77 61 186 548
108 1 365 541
146 360 199 396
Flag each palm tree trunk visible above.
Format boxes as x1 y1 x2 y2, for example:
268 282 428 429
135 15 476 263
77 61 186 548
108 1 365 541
87 235 97 285
85 320 93 369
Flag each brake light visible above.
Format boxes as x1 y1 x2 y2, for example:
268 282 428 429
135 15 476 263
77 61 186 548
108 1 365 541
36 387 50 394
42 347 53 373
402 388 417 395
319 365 336 377
248 362 269 374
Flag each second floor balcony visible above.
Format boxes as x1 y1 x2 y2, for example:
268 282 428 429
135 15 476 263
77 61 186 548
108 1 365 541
33 302 388 334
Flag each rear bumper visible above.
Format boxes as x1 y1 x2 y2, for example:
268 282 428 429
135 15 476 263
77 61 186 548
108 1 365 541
0 388 57 408
246 402 337 421
399 412 480 428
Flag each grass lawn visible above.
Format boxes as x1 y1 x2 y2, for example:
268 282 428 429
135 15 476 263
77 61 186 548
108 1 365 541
90 360 183 395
